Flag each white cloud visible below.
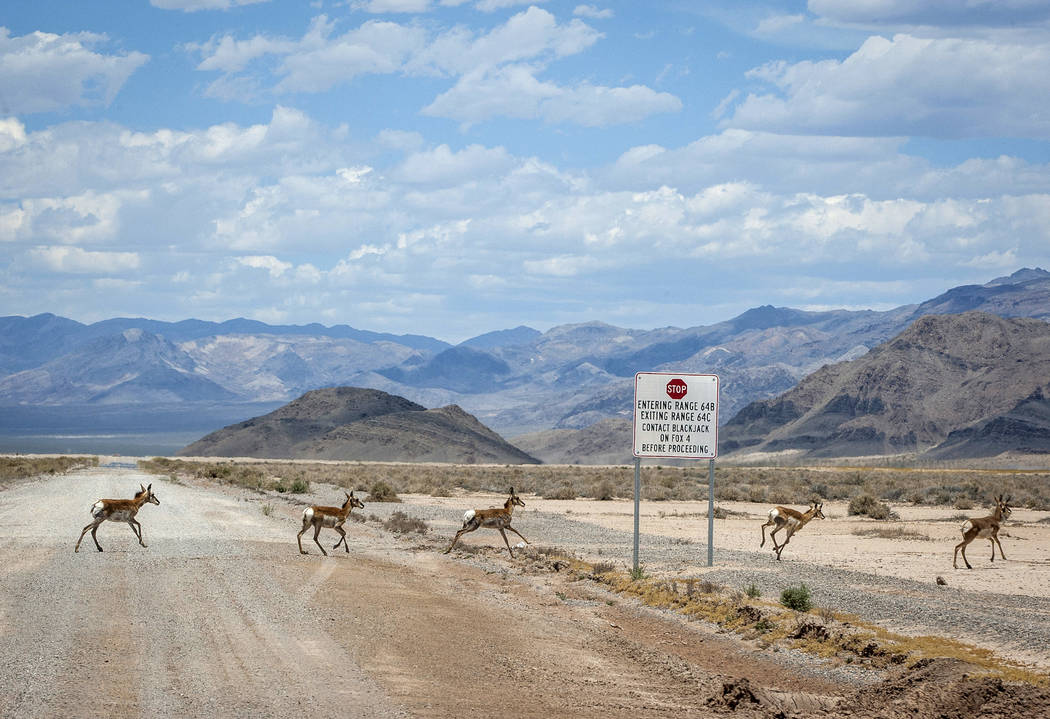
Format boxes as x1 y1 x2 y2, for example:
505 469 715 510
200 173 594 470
423 64 681 127
27 246 140 274
474 0 546 12
237 255 293 277
0 117 27 152
190 9 675 127
393 144 514 184
0 28 148 114
755 13 804 35
573 5 613 20
726 34 1050 139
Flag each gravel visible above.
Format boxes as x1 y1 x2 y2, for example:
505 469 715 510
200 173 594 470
378 496 1050 665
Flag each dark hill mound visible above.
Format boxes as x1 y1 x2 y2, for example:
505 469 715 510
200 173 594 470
179 387 538 463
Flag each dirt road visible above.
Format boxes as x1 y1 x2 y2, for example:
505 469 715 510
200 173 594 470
2 467 1047 718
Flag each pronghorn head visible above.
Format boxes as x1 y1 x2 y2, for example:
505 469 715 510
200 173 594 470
996 494 1012 520
344 491 365 511
508 487 525 509
139 483 161 506
810 501 825 520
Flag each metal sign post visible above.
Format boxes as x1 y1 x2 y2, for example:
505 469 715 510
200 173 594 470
632 372 719 572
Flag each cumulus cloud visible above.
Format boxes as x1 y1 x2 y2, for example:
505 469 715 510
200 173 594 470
190 8 678 126
423 65 681 127
27 246 140 274
573 5 613 20
724 34 1050 139
0 28 148 114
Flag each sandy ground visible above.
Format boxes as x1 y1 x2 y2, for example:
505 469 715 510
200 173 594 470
511 497 1050 599
2 466 1049 718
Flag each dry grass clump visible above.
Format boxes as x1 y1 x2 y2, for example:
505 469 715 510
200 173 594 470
366 480 400 502
853 526 932 541
137 458 1050 510
848 493 895 519
0 455 98 482
383 511 427 534
139 457 311 493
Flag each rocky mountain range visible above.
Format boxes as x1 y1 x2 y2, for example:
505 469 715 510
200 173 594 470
718 311 1050 460
180 387 539 464
1 268 1048 462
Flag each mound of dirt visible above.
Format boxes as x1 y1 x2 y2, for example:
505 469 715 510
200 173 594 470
831 658 1050 718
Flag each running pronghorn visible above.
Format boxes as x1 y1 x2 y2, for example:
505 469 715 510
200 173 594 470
444 487 529 557
297 491 365 556
75 483 161 553
954 494 1012 570
759 500 825 560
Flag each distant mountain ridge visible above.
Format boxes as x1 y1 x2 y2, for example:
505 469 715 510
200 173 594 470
2 268 1049 461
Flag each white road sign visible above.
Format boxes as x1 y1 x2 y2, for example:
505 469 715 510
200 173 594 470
633 372 718 459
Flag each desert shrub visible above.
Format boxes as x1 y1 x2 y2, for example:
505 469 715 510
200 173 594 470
953 496 974 510
848 494 892 519
0 455 97 480
544 484 577 500
367 480 401 503
780 584 812 612
383 511 427 534
744 583 761 599
591 479 616 501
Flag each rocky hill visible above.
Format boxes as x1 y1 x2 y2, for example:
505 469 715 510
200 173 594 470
179 387 540 464
719 312 1050 459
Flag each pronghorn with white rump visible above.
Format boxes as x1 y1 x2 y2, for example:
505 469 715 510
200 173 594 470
75 483 161 553
759 500 825 560
297 491 365 556
444 487 529 557
953 494 1012 570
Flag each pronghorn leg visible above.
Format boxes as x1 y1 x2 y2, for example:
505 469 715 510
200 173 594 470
505 525 529 545
90 523 105 552
955 539 973 569
130 519 147 547
444 522 477 554
75 519 103 553
333 525 348 552
760 521 772 548
297 521 309 554
312 524 328 556
769 526 782 551
775 532 793 560
499 528 514 557
993 533 1007 561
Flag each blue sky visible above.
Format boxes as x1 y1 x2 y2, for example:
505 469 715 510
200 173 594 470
2 0 1049 343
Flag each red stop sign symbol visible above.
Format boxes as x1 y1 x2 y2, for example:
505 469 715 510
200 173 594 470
666 378 688 400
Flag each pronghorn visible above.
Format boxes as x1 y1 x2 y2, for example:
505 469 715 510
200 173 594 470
74 483 161 553
954 495 1012 570
759 501 825 560
444 487 529 557
297 491 365 556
